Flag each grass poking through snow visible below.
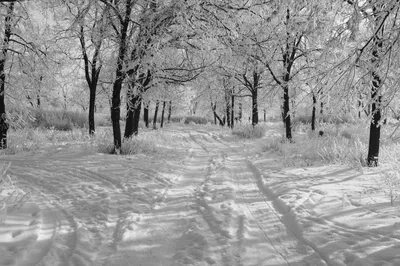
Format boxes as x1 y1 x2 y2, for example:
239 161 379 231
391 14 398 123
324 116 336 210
232 124 267 139
262 122 370 168
0 163 31 224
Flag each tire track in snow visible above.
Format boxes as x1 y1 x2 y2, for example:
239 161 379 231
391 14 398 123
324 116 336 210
8 165 81 266
8 159 134 265
190 133 241 266
246 160 335 266
232 167 290 266
194 166 233 266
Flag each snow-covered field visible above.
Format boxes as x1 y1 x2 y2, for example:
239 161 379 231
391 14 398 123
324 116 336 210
1 123 400 266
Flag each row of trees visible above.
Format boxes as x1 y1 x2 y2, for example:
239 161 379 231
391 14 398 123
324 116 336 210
0 0 399 166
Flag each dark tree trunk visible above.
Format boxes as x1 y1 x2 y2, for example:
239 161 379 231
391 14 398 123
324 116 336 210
111 81 123 150
110 0 132 152
251 72 259 126
242 71 259 126
367 5 384 167
80 22 102 136
226 100 231 128
128 71 151 136
0 2 14 149
124 86 142 138
125 102 134 138
132 99 142 136
27 95 34 107
311 93 316 131
88 85 96 135
368 94 381 166
231 94 235 129
167 100 172 123
211 102 224 126
252 87 258 126
238 102 242 121
160 101 166 128
213 103 217 125
320 102 324 115
283 84 292 140
144 101 149 128
280 7 296 141
263 109 266 122
37 93 41 107
153 100 159 129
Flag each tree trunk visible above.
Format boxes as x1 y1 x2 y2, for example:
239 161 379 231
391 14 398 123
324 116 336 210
291 99 296 119
368 95 381 166
226 100 231 128
37 93 41 108
320 102 324 115
0 2 14 149
80 23 101 136
124 85 143 138
319 90 324 115
367 4 384 167
231 94 235 129
111 81 123 151
238 102 242 122
263 109 266 122
167 100 172 123
144 101 149 128
110 0 132 153
213 103 217 125
252 88 258 126
132 98 142 136
211 102 224 126
283 84 292 140
251 72 259 126
311 93 316 131
160 101 166 128
88 85 96 135
153 100 159 129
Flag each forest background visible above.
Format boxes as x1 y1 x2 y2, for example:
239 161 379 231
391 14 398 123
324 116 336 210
0 0 399 167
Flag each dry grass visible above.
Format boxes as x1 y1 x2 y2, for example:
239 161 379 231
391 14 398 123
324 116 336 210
232 124 267 139
0 163 31 224
262 121 400 170
2 124 190 156
262 122 370 168
95 129 157 155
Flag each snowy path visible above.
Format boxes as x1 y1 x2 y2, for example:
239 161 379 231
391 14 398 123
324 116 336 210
1 124 400 265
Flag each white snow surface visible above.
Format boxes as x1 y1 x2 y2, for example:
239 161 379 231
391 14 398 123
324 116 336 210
1 123 400 266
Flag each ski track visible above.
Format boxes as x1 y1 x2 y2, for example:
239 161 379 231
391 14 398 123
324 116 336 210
2 124 399 265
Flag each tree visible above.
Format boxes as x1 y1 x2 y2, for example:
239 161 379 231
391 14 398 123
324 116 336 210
76 2 106 135
366 2 386 166
0 2 14 148
100 0 133 152
236 68 261 126
333 0 400 166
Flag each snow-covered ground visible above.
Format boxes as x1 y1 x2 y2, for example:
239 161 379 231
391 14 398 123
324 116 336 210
1 123 400 266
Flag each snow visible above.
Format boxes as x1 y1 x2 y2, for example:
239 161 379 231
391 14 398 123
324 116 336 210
1 123 400 265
